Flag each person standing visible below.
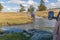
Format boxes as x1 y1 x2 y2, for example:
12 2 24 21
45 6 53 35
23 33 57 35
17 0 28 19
30 11 35 29
31 11 35 20
53 12 60 40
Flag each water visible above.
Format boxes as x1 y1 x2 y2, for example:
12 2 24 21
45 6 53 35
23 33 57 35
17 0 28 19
0 17 56 32
30 30 53 40
0 17 56 40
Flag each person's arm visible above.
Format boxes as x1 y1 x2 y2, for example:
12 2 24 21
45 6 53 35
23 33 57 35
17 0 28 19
56 13 60 21
53 22 59 40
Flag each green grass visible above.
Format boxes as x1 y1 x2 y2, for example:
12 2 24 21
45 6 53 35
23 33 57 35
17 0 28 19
0 32 31 40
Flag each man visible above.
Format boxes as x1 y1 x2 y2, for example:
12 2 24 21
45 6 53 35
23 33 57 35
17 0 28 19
30 11 35 29
31 11 35 19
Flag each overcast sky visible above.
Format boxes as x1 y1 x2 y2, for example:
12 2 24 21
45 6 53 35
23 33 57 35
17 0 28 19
0 0 60 12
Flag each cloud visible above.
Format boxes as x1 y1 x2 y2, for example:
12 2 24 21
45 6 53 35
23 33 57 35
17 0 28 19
0 0 50 12
7 0 39 6
58 0 60 2
1 0 39 12
46 0 60 9
43 0 49 2
50 3 56 7
2 7 11 12
0 1 5 4
2 5 20 12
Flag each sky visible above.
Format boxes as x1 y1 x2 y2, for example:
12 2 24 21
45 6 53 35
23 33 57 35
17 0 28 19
0 0 60 12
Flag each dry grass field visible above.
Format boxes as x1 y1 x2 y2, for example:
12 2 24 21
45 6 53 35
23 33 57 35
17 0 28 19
0 11 59 26
35 11 59 18
0 12 32 26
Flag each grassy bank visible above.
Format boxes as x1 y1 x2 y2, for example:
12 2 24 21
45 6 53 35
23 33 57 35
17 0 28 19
0 33 31 40
0 12 32 26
